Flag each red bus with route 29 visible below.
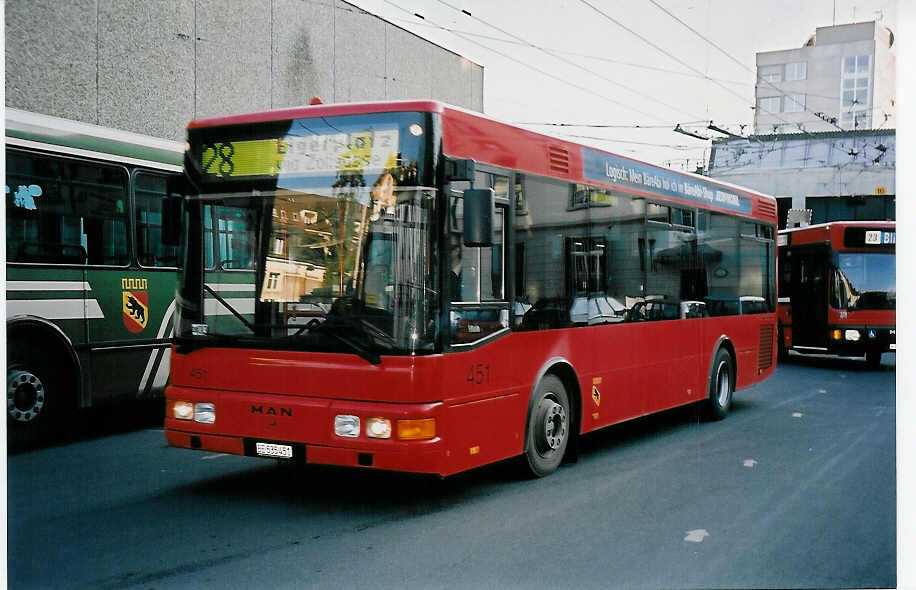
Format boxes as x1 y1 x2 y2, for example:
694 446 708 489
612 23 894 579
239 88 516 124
163 100 778 477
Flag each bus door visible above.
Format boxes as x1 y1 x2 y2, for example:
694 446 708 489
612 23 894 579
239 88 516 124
789 246 829 348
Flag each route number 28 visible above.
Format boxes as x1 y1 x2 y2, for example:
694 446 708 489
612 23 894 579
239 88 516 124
467 363 490 385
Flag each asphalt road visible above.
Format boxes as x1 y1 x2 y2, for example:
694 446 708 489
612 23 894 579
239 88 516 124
8 353 896 589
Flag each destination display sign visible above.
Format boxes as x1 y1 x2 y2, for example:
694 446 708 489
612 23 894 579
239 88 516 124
582 147 752 214
200 128 399 179
844 227 896 248
865 230 895 245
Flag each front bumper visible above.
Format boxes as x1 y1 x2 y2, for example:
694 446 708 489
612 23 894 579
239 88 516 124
164 386 444 474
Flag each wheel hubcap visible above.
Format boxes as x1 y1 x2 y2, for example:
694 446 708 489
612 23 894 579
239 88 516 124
7 370 45 423
535 396 567 454
716 361 730 407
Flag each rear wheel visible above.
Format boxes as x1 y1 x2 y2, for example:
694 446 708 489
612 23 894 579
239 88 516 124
703 348 733 421
524 375 570 478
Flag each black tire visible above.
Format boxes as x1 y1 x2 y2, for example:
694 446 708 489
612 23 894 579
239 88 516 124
703 348 734 421
524 375 570 477
865 350 883 369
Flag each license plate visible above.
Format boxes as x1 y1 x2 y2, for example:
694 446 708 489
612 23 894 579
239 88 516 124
255 442 293 459
890 344 896 351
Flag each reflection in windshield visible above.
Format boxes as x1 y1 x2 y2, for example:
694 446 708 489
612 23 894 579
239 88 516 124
190 183 437 355
833 253 895 310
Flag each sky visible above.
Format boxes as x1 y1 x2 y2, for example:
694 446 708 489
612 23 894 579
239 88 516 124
348 0 899 170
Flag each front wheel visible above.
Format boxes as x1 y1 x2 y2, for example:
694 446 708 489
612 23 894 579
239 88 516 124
703 348 733 421
7 341 68 448
524 375 571 477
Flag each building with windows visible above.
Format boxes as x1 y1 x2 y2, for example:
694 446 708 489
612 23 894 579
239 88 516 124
754 21 895 133
709 21 895 229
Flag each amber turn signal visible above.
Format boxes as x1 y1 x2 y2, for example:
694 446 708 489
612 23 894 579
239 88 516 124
397 418 436 440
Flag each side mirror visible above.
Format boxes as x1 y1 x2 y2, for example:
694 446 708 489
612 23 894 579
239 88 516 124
162 175 188 247
462 188 494 247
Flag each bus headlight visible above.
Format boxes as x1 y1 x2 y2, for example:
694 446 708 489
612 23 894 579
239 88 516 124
194 402 216 424
334 415 360 438
845 330 861 342
366 417 392 439
170 401 194 420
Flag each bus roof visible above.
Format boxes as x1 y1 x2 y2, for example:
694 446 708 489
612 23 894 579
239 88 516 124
779 220 895 249
187 99 777 223
6 107 184 170
780 220 895 235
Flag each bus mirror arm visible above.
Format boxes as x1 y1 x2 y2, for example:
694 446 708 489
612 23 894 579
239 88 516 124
162 174 190 247
162 196 183 246
462 188 495 247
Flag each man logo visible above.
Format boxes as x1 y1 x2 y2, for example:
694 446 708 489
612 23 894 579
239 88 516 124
122 282 150 333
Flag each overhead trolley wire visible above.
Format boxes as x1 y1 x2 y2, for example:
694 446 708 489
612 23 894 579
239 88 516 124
580 0 840 137
645 0 848 134
386 14 754 88
383 0 670 123
434 0 710 122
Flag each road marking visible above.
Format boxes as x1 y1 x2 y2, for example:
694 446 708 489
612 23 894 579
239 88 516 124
201 453 229 460
744 459 757 468
817 389 827 394
792 412 804 418
684 529 709 543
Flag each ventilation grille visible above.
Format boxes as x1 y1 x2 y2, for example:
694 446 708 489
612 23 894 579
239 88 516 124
758 199 777 220
758 324 775 372
547 145 570 176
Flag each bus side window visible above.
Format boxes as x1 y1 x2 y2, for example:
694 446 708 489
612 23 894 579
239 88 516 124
135 171 180 267
448 173 509 345
6 150 128 265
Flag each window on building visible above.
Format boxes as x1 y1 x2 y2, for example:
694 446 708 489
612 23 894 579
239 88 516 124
784 62 807 81
843 55 870 74
840 55 871 129
758 65 782 83
783 94 806 113
757 96 780 114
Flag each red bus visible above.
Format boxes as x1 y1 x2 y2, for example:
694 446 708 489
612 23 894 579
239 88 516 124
163 100 777 477
777 221 895 368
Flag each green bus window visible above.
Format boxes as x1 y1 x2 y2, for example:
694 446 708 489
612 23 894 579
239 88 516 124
6 150 129 265
135 171 180 267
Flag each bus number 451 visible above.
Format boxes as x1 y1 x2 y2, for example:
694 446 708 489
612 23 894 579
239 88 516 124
467 363 490 385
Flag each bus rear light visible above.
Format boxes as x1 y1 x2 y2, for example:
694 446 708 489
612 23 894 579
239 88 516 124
170 401 194 420
366 417 392 439
334 415 360 438
831 330 843 341
397 418 436 440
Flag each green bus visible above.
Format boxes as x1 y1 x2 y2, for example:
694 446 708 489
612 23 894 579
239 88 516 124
6 107 183 443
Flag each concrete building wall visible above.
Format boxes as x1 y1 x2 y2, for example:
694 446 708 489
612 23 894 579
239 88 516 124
6 0 484 142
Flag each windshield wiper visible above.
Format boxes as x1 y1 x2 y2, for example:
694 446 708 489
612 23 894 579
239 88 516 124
308 320 382 365
204 284 257 333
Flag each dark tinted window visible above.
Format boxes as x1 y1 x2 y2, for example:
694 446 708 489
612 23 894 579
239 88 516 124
136 171 180 267
6 150 129 265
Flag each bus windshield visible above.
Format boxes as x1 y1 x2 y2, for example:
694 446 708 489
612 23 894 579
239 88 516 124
177 111 438 358
834 252 895 310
